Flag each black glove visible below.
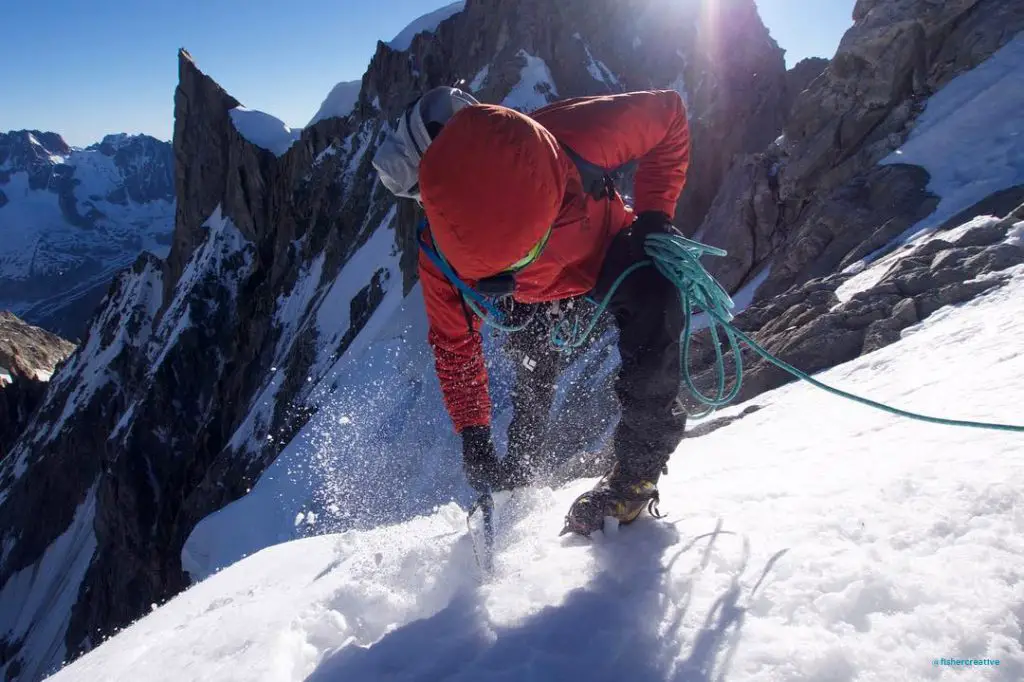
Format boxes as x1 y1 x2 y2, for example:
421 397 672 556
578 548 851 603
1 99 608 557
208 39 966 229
624 211 680 261
461 426 503 492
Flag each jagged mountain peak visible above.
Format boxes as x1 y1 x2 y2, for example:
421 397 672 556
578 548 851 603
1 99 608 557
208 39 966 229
86 132 168 155
0 129 73 170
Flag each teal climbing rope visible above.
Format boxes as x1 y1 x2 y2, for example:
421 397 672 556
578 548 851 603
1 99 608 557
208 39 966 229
473 231 1024 433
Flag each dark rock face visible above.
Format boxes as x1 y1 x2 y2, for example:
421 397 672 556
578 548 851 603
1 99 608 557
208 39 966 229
0 312 75 457
697 0 1024 300
784 57 829 113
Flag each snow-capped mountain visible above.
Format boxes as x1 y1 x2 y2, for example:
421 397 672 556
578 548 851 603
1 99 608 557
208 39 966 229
0 130 174 338
310 1 465 126
2 0 1023 680
388 0 465 51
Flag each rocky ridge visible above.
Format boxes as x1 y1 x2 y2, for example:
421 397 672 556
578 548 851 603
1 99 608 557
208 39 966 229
0 312 75 458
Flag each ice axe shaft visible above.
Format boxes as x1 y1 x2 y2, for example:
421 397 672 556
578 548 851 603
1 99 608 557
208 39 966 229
467 488 495 573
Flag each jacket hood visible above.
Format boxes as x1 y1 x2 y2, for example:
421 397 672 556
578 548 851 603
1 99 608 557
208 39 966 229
419 104 568 280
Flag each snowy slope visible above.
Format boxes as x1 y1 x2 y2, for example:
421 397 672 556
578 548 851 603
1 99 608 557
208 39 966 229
50 240 1024 680
502 50 560 112
880 32 1024 242
836 32 1024 301
0 489 97 682
184 275 619 579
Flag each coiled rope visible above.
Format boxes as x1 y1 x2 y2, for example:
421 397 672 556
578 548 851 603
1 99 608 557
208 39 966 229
472 232 1024 433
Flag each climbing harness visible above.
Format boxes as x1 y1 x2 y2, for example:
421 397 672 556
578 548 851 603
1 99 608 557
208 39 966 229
442 230 1024 433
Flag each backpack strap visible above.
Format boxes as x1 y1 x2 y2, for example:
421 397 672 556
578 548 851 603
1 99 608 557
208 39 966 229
559 142 626 201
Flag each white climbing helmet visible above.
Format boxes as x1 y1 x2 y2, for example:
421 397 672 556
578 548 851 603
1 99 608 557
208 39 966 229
372 86 480 201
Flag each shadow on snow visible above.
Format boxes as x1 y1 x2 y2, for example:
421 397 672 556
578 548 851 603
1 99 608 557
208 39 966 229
306 516 788 682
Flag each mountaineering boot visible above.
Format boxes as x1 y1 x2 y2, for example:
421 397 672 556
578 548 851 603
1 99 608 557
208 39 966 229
559 461 665 536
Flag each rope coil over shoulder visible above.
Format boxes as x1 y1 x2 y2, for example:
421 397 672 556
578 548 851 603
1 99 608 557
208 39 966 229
465 231 1024 433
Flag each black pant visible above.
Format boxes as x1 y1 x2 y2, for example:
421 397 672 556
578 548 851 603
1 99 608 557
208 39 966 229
501 301 570 476
592 231 687 480
503 231 686 481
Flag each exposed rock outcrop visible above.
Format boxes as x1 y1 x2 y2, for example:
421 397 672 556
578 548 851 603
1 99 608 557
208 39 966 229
0 312 75 456
686 205 1024 406
784 56 829 113
698 0 1024 299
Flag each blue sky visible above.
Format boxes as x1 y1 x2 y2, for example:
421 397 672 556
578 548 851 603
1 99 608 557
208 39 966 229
1 0 853 147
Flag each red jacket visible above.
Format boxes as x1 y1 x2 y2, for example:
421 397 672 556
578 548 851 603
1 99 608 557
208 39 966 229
417 90 691 432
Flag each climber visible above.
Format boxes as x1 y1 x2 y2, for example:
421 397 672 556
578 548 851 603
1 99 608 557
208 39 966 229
371 85 691 535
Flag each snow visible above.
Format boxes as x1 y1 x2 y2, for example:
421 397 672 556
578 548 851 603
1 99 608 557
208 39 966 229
502 50 560 113
340 123 374 185
469 64 490 93
307 80 361 126
226 251 327 456
310 207 399 371
1008 220 1024 247
0 485 98 682
730 264 772 312
834 214 1004 303
832 34 1024 304
229 107 302 157
879 32 1024 245
0 137 173 324
50 261 1024 681
388 1 465 51
0 366 11 387
274 252 327 361
0 170 76 280
576 37 620 89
